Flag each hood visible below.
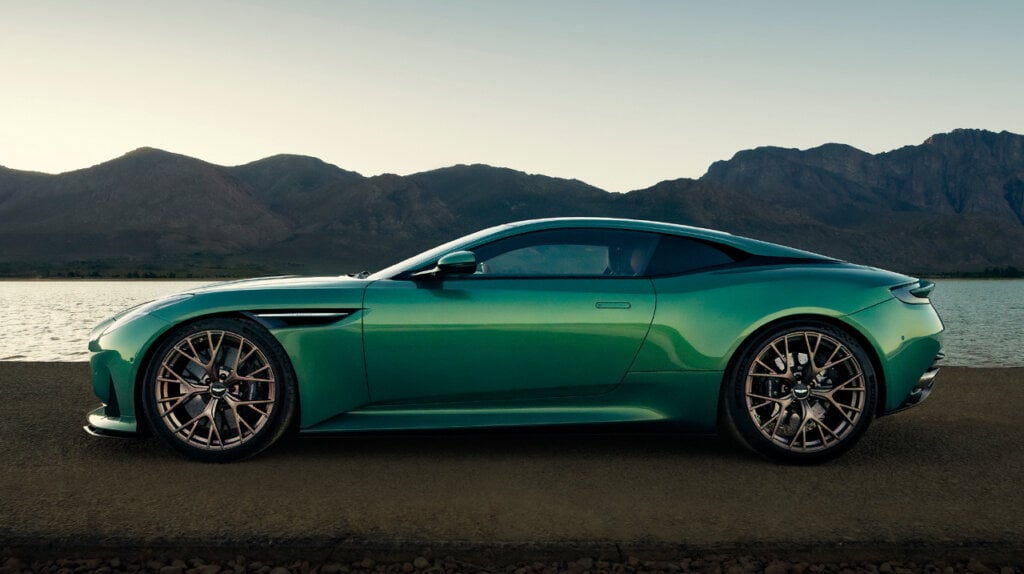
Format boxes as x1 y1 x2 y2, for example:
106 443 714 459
190 275 367 294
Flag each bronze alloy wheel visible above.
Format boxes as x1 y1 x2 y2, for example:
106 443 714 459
143 318 296 462
724 321 877 463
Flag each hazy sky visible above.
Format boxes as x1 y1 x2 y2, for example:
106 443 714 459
2 1 1022 191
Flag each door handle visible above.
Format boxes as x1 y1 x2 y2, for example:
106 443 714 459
595 301 631 309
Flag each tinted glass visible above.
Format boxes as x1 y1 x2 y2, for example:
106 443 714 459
472 228 658 277
646 234 737 276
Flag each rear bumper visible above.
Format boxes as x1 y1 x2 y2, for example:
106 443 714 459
888 351 944 414
843 297 944 414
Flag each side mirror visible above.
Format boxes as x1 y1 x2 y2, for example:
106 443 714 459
436 251 477 274
410 251 478 279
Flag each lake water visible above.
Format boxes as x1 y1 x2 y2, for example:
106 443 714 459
0 279 1021 367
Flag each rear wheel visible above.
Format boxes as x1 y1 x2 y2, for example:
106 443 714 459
723 321 877 464
141 318 297 462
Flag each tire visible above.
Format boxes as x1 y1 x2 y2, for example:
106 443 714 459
722 320 878 464
141 317 297 462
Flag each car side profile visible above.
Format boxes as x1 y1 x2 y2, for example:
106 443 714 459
85 218 944 463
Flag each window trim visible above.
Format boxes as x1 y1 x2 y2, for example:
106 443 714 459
397 228 750 281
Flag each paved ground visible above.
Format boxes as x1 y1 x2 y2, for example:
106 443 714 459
0 363 1021 561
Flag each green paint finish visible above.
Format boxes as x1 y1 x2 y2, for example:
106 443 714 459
613 370 724 432
88 278 369 434
636 263 909 372
843 297 944 411
89 312 172 423
362 277 655 403
305 370 721 433
269 314 368 427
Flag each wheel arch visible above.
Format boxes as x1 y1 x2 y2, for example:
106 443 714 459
132 311 301 434
717 313 887 422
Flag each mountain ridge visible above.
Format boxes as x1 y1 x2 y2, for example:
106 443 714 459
1 129 1022 277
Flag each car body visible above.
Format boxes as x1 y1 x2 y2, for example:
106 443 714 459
85 218 944 462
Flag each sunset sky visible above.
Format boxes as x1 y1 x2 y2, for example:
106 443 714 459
2 1 1022 192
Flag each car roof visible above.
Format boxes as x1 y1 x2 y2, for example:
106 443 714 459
498 218 832 260
370 217 833 279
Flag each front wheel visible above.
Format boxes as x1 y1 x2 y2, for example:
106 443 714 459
723 321 878 464
141 318 297 462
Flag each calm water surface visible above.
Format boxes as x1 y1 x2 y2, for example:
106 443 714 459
0 281 212 361
0 279 1021 366
927 279 1024 368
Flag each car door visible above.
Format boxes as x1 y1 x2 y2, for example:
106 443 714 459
361 228 658 404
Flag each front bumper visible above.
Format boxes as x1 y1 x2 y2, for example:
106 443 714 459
84 406 138 438
85 313 171 438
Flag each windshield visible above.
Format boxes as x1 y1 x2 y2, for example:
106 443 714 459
366 222 516 280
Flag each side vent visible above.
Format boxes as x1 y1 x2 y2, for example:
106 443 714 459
248 310 357 328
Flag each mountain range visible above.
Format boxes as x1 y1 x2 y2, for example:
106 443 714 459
1 128 1022 277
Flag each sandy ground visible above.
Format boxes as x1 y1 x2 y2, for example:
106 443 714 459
0 363 1021 562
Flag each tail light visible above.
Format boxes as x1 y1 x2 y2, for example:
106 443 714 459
891 280 934 304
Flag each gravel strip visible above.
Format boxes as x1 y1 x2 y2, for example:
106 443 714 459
1 555 1020 574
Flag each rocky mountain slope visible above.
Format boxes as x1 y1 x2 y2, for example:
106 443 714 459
1 129 1021 276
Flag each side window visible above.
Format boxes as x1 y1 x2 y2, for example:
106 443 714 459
483 243 608 275
471 229 658 277
646 235 738 276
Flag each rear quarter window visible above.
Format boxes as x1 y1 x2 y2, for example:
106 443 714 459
646 234 739 276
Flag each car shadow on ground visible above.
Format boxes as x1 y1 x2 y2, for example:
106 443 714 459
79 414 987 469
277 421 749 459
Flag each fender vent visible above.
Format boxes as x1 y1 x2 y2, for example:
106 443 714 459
248 310 358 328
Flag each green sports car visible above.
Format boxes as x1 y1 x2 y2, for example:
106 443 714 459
85 217 944 463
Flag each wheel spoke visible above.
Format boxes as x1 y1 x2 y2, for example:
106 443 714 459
239 400 273 416
231 405 257 435
206 331 225 370
747 392 788 405
158 390 202 413
172 411 206 434
820 354 853 371
173 343 207 372
766 340 789 375
788 407 809 448
240 364 270 379
757 409 785 433
208 409 223 448
817 417 843 442
821 344 842 371
804 332 822 368
829 399 861 425
832 374 864 392
233 338 258 372
157 368 206 390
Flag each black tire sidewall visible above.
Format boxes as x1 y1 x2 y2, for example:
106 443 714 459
724 320 878 464
141 317 297 462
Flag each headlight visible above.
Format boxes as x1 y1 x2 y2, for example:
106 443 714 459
99 293 194 336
